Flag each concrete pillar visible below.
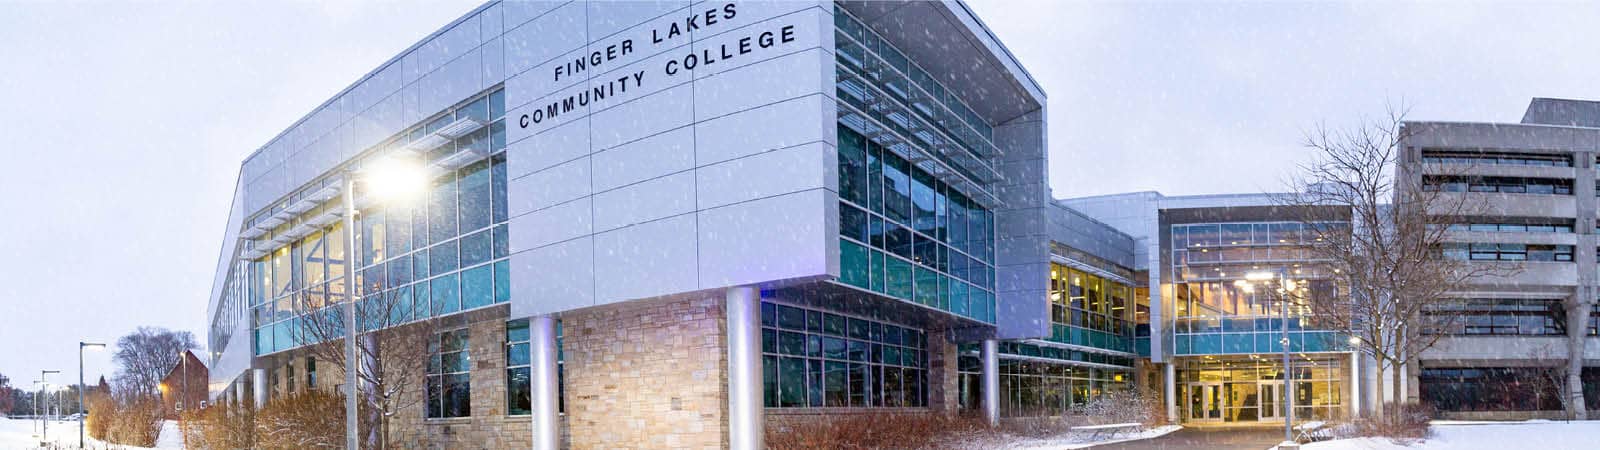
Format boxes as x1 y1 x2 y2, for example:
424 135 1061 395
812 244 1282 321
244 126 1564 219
251 368 267 409
233 383 244 407
980 339 1000 425
727 286 763 450
531 315 560 450
1164 362 1178 422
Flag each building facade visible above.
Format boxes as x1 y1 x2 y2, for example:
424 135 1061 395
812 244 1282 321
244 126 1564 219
159 350 210 419
205 1 1068 448
1062 192 1363 424
1399 98 1600 419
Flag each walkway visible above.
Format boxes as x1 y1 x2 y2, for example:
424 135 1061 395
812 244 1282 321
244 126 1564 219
1093 425 1285 450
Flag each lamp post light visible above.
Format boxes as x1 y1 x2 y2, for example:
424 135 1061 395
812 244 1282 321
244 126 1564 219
340 158 428 450
1247 269 1296 446
78 342 104 448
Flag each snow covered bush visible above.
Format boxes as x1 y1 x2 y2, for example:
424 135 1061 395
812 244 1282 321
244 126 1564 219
1075 389 1158 426
1353 402 1433 440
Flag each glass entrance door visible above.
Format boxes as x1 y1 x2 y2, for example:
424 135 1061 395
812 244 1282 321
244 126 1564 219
1259 382 1283 421
1186 382 1223 421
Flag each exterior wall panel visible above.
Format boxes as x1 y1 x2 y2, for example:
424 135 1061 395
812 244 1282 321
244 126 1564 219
503 3 837 316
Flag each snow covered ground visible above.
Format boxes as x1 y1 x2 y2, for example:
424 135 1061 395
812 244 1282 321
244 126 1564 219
962 424 1183 449
1303 420 1600 450
0 418 182 450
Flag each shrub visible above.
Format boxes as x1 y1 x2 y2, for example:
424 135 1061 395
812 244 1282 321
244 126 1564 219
766 412 991 450
255 390 345 449
999 390 1159 438
1075 389 1157 426
1354 402 1433 440
106 396 163 447
85 390 115 441
181 401 256 450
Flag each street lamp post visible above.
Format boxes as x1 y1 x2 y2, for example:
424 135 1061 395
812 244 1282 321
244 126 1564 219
342 171 360 450
39 370 60 443
340 159 428 450
79 342 105 449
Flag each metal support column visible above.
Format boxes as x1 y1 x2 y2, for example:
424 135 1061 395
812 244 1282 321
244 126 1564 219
727 286 763 450
531 315 560 450
251 368 268 409
981 339 1000 426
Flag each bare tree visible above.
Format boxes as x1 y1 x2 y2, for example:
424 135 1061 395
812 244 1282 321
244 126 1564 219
1278 106 1508 422
293 281 440 449
112 327 199 398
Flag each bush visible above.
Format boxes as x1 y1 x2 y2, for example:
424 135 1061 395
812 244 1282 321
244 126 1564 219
85 391 114 441
767 413 991 450
999 390 1159 437
106 396 163 447
1354 402 1433 440
180 401 255 450
255 390 345 449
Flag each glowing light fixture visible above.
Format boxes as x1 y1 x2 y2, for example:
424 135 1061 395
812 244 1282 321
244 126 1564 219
362 158 430 203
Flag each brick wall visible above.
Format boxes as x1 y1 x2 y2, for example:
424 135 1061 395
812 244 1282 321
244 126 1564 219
563 296 729 449
387 308 563 449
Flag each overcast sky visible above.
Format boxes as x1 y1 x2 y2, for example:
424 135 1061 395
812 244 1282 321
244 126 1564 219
4 0 1600 387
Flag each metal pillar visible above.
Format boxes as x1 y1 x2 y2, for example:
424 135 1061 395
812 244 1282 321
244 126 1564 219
726 286 763 450
251 368 268 409
531 315 560 450
1163 362 1178 422
1350 351 1361 419
980 339 999 426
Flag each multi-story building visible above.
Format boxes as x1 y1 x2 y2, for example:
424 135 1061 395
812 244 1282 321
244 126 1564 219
1063 192 1362 424
1398 98 1600 419
961 202 1145 417
205 1 1073 447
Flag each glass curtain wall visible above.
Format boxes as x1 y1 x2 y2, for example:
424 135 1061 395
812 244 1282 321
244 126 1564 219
1048 264 1135 353
1169 222 1350 355
1179 357 1346 421
834 5 999 324
997 359 1131 417
251 88 511 356
761 301 929 408
837 126 996 322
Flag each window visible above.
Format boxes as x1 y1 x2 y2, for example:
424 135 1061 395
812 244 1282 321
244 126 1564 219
760 302 928 408
427 328 471 418
1424 298 1563 336
250 89 512 357
1420 149 1571 167
506 319 564 415
1421 368 1562 411
306 358 317 389
1421 176 1572 195
1439 243 1572 261
836 125 996 323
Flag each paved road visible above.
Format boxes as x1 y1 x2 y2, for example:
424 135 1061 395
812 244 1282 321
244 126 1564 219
1092 426 1284 450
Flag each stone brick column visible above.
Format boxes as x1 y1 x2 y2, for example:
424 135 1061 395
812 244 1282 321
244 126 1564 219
926 330 960 416
564 296 729 449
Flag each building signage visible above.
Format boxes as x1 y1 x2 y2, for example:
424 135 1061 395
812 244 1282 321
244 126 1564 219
517 2 801 130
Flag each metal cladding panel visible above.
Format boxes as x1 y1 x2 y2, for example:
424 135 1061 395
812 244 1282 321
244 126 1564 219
993 109 1050 340
504 2 839 316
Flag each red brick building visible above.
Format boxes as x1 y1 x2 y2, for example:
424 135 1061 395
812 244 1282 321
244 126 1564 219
159 350 208 418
